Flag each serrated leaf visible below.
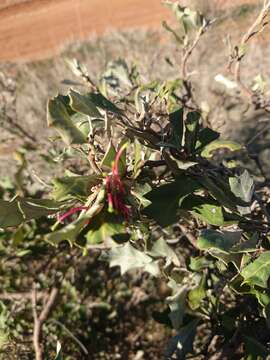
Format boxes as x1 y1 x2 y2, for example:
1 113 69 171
241 251 270 288
52 175 100 201
229 170 254 215
197 229 242 253
164 319 199 359
46 218 86 247
86 212 127 245
105 242 159 276
131 183 152 208
143 176 200 227
148 238 180 266
197 175 237 211
0 198 61 229
47 95 87 145
182 195 224 226
69 89 102 118
201 140 242 158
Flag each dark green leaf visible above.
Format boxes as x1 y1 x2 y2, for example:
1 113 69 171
197 229 242 253
143 176 200 227
169 108 184 150
184 111 200 154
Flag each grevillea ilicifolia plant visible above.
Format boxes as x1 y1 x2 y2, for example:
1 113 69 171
1 2 270 358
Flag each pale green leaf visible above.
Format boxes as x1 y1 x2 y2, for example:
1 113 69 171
47 95 86 145
241 251 270 288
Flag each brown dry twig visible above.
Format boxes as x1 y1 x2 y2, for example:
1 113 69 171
31 286 59 360
230 1 270 104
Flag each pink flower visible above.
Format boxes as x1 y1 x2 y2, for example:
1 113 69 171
57 206 89 224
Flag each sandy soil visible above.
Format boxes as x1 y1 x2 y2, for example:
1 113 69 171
0 0 259 63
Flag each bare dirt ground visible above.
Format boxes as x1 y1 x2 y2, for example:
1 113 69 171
0 0 259 63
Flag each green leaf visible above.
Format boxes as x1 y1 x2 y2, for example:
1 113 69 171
0 199 24 228
148 238 180 266
201 140 242 158
196 127 220 151
188 275 206 310
184 111 200 154
47 95 87 145
229 170 254 215
88 92 123 115
166 281 187 330
182 195 224 226
86 212 127 245
105 242 159 276
0 198 61 229
241 251 270 288
69 89 102 118
143 176 200 227
131 183 152 208
164 319 199 359
169 108 184 150
100 140 126 175
197 229 242 253
197 175 237 211
46 218 86 247
52 175 100 201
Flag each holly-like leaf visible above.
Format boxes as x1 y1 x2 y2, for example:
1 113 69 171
148 238 180 266
0 198 61 229
241 251 270 288
229 170 254 215
0 199 24 228
69 89 102 118
45 218 86 247
197 229 242 252
47 95 86 145
143 176 200 227
166 279 190 330
52 175 100 201
105 242 159 276
182 195 224 226
86 212 127 245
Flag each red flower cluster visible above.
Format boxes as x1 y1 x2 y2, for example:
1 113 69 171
105 145 131 220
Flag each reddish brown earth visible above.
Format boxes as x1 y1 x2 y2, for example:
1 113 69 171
0 0 259 62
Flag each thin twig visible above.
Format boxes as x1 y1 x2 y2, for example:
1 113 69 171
233 1 270 98
31 286 59 360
